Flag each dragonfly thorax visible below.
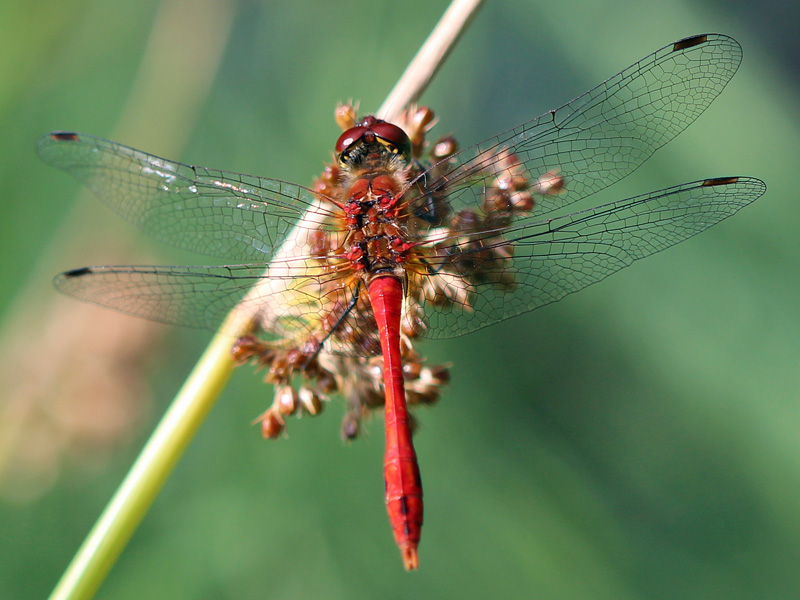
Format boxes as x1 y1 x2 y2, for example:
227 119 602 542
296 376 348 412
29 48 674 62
342 172 413 275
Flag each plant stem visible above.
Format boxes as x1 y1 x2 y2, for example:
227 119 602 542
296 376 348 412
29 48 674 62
49 329 237 600
378 0 484 121
49 0 484 598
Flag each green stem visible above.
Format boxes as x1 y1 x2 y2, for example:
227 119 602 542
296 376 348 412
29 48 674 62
48 330 236 600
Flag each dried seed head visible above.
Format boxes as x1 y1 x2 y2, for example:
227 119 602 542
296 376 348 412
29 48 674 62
288 349 311 373
496 176 513 191
423 364 451 386
510 191 534 212
317 370 338 394
276 385 299 416
401 303 427 338
231 335 254 362
312 164 342 200
321 163 340 182
267 352 293 384
260 410 285 439
534 170 566 195
510 174 529 191
407 386 441 406
230 107 467 451
496 149 521 172
395 105 437 154
231 335 260 363
335 102 358 131
484 188 513 213
231 336 278 369
405 360 450 406
341 413 360 441
428 364 451 384
299 386 323 416
367 358 384 383
403 360 422 380
411 105 436 130
421 271 472 308
432 136 458 160
361 382 385 408
451 209 481 232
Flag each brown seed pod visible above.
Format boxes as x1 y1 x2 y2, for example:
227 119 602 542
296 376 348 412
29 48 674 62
299 386 323 416
276 385 299 416
335 102 358 131
260 410 285 439
432 136 458 160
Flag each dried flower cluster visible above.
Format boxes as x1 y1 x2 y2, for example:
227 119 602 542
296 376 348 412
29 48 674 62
233 103 551 442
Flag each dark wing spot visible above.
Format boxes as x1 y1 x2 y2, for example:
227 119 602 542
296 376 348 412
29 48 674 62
62 267 94 278
702 176 739 187
50 132 80 142
673 34 707 51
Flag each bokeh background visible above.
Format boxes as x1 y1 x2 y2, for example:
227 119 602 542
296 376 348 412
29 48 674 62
1 0 799 598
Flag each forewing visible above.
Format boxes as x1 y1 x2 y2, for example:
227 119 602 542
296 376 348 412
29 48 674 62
419 177 766 338
37 132 339 262
410 34 742 218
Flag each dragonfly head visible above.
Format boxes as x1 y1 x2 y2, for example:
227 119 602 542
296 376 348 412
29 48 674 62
335 116 412 170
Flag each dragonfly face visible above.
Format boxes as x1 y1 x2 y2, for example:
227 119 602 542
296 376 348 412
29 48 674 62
336 116 413 169
39 33 765 570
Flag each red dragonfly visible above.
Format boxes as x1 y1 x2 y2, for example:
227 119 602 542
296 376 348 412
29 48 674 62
39 33 764 570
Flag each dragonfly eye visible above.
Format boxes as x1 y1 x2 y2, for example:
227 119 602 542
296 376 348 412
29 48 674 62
370 122 412 161
335 119 413 166
335 125 368 155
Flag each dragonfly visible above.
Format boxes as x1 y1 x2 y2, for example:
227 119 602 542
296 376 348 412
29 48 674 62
38 33 765 570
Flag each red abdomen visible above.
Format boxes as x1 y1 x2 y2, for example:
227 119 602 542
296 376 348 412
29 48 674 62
368 275 423 570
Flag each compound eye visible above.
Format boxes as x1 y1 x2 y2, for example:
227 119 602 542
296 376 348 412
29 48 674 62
370 122 412 159
335 125 367 154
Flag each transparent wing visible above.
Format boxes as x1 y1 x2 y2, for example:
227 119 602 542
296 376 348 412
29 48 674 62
54 178 764 349
53 259 372 355
417 177 766 338
37 132 341 262
408 34 742 219
43 34 758 353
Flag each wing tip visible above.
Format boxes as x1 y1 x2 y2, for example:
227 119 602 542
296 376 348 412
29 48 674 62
54 267 96 290
700 176 767 196
37 131 83 162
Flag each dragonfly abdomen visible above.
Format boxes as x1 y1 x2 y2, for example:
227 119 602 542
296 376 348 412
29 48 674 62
368 275 423 570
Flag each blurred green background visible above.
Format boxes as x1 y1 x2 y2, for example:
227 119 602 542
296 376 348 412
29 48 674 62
1 0 799 598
